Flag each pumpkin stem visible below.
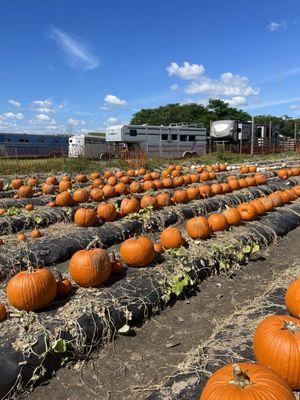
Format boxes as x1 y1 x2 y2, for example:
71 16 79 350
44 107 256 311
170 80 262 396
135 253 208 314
229 364 251 388
283 321 300 334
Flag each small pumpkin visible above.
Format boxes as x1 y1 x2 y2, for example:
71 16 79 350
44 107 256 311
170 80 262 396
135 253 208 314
0 208 6 216
223 207 241 226
25 204 34 212
245 176 257 187
186 216 211 239
11 178 23 189
186 187 199 201
7 267 57 311
173 176 184 186
73 188 89 203
90 188 104 202
278 169 289 179
46 176 58 185
114 182 128 195
200 362 295 400
162 178 173 188
17 233 26 241
160 227 184 249
0 303 7 322
27 178 38 187
140 194 157 209
199 172 210 181
75 174 88 183
127 169 135 177
255 173 267 185
104 170 113 179
129 182 143 193
31 229 42 238
102 184 116 198
69 249 111 287
207 213 229 232
120 197 140 216
154 242 164 254
92 178 103 188
42 183 56 195
173 190 189 204
74 208 96 227
107 176 118 186
47 201 57 207
59 180 72 192
120 175 131 184
143 180 156 191
90 172 100 180
156 193 172 207
18 185 33 198
56 273 73 297
240 165 249 173
228 179 240 191
249 165 257 172
97 202 117 221
198 185 212 198
120 236 156 267
253 314 300 389
237 203 257 221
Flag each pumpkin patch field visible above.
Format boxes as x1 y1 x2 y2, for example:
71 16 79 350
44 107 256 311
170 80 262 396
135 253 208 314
0 158 300 399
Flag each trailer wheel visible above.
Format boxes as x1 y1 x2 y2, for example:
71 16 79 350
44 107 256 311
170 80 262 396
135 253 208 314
183 152 196 159
100 153 109 161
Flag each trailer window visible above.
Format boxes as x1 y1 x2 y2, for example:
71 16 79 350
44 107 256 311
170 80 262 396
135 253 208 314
4 138 11 142
179 135 187 142
129 129 137 136
188 135 195 142
161 134 168 141
171 134 178 141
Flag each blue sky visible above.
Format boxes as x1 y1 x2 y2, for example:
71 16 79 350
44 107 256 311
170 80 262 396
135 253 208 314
0 0 300 134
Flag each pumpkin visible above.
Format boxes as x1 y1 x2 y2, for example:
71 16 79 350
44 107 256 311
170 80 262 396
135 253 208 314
11 178 23 189
200 172 210 181
278 169 289 179
175 165 182 171
291 167 300 176
27 178 38 187
92 178 103 188
0 303 7 322
190 174 199 183
253 314 300 389
209 172 217 180
120 197 140 215
61 175 71 181
196 166 204 173
140 194 157 209
7 267 57 311
186 187 199 201
74 208 96 227
249 165 257 172
286 189 297 201
69 249 111 287
223 207 241 226
90 172 100 180
279 190 291 204
120 236 155 267
0 208 6 216
18 185 33 198
237 203 257 221
162 178 173 188
153 180 163 189
220 182 231 193
285 279 300 318
173 176 184 186
171 170 180 178
183 175 192 184
160 227 184 249
173 190 189 203
255 173 267 185
246 176 257 187
46 176 58 185
260 197 275 212
227 175 237 182
129 182 143 193
56 191 73 207
104 171 113 179
240 165 249 173
210 183 223 195
59 180 72 192
200 362 295 400
157 193 172 207
143 180 156 191
143 173 152 181
42 183 56 195
287 169 293 177
293 185 300 197
115 170 124 179
48 201 57 207
17 233 26 241
111 256 123 274
31 229 42 238
127 169 135 177
269 192 283 207
167 164 175 172
228 179 240 191
90 188 104 202
56 273 73 297
138 167 146 175
150 171 160 180
186 217 211 239
154 242 164 254
238 178 248 188
73 188 89 203
251 199 267 216
97 203 117 221
75 174 88 183
207 213 229 232
198 185 212 198
120 175 131 184
102 184 116 198
107 176 117 186
25 204 34 212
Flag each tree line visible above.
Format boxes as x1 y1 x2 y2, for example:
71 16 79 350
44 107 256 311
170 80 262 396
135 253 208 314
130 99 299 138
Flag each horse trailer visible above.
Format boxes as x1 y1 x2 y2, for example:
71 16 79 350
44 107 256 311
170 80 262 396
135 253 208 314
68 134 109 159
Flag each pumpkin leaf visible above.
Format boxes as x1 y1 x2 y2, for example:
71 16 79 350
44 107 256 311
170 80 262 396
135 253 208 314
252 243 260 253
118 324 131 335
34 216 43 225
242 245 251 254
51 339 67 353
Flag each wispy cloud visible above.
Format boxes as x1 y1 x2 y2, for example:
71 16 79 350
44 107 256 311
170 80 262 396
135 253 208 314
244 97 300 110
49 27 99 71
267 20 287 32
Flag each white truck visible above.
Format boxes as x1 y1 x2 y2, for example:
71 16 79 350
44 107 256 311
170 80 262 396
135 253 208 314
105 124 206 158
68 134 109 159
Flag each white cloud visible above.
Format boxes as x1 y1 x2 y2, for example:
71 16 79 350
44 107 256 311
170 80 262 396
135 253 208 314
104 94 127 106
290 104 300 110
105 117 118 125
185 72 259 97
3 112 24 120
80 128 89 133
170 83 179 91
267 21 286 32
36 114 51 121
58 102 66 109
224 96 247 107
32 99 52 107
8 99 21 108
244 97 300 110
30 99 56 113
68 118 86 126
167 62 205 80
49 27 99 71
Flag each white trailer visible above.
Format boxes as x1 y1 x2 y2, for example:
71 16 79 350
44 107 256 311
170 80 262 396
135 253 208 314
68 134 109 159
105 124 206 158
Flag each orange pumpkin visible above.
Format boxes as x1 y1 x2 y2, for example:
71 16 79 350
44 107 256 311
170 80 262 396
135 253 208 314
153 180 163 189
46 176 58 185
18 185 33 198
293 185 300 197
42 183 56 195
173 176 184 186
285 279 300 318
90 172 100 180
249 165 257 172
31 229 42 238
162 178 173 188
127 169 135 177
129 182 143 193
74 208 96 227
140 194 157 209
237 203 257 221
107 176 117 186
186 187 199 201
186 217 211 239
154 242 164 254
210 183 223 195
223 207 241 226
251 199 267 216
173 190 189 204
190 174 199 183
278 190 291 204
138 167 146 175
56 191 73 207
160 227 184 249
7 268 57 311
200 172 210 181
114 182 128 195
11 178 23 189
97 203 117 221
255 173 267 185
253 314 300 389
73 188 89 203
59 180 72 192
207 213 229 232
198 185 212 198
200 362 294 400
0 208 6 216
75 174 88 183
104 171 113 179
260 197 275 212
69 249 111 287
238 178 248 188
17 233 26 241
228 179 240 191
27 178 38 187
102 184 116 198
278 169 289 179
240 165 249 173
268 192 283 207
56 274 73 297
90 188 104 202
157 193 172 207
245 176 256 187
143 180 156 191
120 236 155 267
220 182 231 193
120 197 140 216
120 175 131 184
0 303 7 322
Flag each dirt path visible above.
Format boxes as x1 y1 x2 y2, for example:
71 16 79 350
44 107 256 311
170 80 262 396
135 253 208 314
26 226 300 400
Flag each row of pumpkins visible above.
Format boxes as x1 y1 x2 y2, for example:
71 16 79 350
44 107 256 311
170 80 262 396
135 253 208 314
200 278 300 399
0 185 299 316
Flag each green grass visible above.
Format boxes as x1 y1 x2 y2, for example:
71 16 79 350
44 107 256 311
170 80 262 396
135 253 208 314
0 151 297 176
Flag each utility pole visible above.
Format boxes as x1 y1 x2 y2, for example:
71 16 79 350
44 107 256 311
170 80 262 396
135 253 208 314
250 116 255 156
269 120 272 154
295 121 297 151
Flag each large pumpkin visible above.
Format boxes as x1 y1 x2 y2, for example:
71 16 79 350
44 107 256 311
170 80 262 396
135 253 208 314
253 314 300 389
120 197 140 215
228 179 240 191
160 227 184 249
186 217 211 239
74 208 96 227
120 236 155 267
140 194 157 209
251 199 267 216
102 184 116 198
200 362 294 400
285 279 300 318
186 187 199 201
210 183 223 195
97 203 117 221
223 207 241 226
198 185 212 198
90 188 104 202
255 173 267 185
69 249 111 287
157 193 172 207
7 268 57 311
207 213 229 232
11 178 23 189
42 183 56 195
59 180 72 192
18 185 33 198
55 191 73 207
45 176 58 185
237 203 257 221
173 190 189 204
73 188 89 203
129 182 143 193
